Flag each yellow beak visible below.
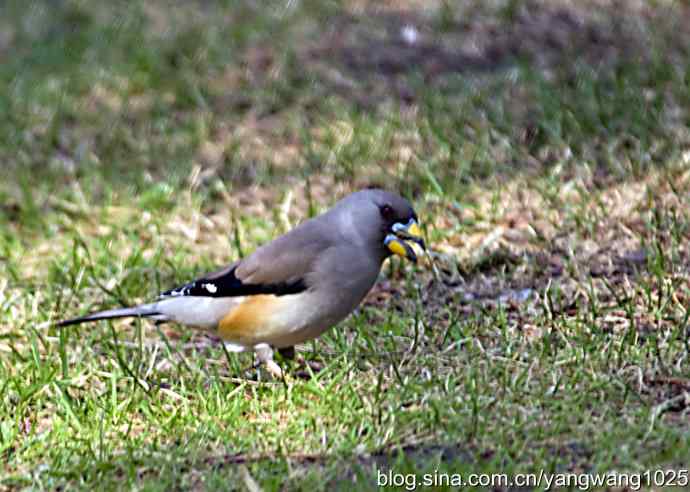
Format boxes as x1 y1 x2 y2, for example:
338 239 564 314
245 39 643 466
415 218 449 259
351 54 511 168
385 234 417 262
405 221 423 240
385 219 425 262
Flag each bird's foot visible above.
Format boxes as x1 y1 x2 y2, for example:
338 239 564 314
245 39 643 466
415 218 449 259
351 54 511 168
254 343 285 380
264 360 284 379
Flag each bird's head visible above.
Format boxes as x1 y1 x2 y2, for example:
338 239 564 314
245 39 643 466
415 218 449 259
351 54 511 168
335 189 425 263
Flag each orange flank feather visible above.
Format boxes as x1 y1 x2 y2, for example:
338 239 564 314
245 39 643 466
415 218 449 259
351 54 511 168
217 294 286 342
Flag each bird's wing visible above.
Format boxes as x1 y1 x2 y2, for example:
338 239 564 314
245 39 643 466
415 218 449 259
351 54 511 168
157 261 308 299
150 217 333 333
158 217 331 300
56 217 334 332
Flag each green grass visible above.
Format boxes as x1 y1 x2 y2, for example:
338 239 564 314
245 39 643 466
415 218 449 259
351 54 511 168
2 0 690 490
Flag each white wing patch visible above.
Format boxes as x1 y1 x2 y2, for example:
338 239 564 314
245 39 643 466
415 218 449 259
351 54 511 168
202 283 218 294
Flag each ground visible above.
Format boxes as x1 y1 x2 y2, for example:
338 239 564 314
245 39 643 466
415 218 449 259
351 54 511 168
1 0 690 490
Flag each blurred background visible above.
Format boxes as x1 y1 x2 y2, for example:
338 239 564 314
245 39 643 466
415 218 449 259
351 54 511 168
1 0 688 202
1 1 690 489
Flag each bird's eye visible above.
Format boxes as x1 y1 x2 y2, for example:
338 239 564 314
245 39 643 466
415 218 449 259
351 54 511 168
379 204 394 220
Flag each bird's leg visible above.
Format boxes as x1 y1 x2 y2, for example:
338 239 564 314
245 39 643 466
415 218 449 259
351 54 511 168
254 343 283 379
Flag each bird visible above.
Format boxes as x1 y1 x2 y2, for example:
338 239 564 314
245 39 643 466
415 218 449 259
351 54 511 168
56 189 425 377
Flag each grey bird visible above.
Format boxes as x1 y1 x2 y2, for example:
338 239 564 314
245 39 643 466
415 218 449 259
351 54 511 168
57 189 425 376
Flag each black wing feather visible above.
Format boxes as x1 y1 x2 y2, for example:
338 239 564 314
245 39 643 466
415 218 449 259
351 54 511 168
159 266 307 299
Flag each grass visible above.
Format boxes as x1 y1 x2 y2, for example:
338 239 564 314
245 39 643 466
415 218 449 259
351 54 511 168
1 0 690 490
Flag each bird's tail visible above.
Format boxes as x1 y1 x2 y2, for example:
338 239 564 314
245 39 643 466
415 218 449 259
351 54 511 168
56 304 165 327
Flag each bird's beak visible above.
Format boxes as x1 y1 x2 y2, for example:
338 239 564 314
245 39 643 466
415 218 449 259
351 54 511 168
385 218 426 263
